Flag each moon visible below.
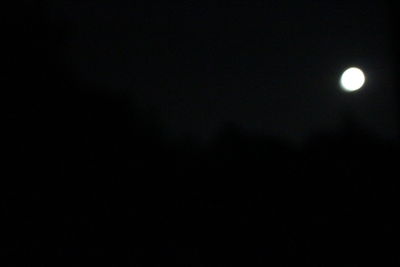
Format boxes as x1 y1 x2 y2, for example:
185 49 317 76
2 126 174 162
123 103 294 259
340 67 366 92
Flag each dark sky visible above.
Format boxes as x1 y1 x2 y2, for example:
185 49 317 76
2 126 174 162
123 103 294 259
47 0 397 143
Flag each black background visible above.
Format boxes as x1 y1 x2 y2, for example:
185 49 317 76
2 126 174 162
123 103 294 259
3 1 400 266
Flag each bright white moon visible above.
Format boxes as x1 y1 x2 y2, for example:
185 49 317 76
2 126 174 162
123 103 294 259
340 67 365 92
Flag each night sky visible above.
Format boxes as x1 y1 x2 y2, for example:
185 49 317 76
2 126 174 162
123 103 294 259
3 1 400 266
46 0 398 142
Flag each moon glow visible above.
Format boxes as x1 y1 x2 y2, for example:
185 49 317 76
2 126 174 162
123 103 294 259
340 67 365 92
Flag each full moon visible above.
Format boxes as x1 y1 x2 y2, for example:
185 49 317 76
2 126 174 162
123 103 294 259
340 67 365 92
